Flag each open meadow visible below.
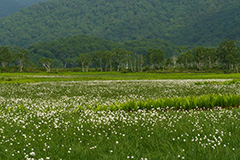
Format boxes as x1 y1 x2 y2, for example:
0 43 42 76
0 72 240 159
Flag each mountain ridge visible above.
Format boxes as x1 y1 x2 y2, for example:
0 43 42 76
0 0 47 17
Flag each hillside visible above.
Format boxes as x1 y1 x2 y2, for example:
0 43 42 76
29 34 178 66
0 0 47 17
170 1 240 46
0 0 239 47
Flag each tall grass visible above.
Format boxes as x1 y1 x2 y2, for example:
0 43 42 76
93 94 240 111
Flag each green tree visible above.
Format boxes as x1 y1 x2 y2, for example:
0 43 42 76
146 49 155 69
147 49 165 69
84 54 93 72
137 54 144 72
15 47 29 72
77 54 87 72
123 51 133 70
104 51 114 72
204 48 216 69
112 48 124 71
39 58 52 72
94 51 104 72
153 49 165 69
77 53 93 72
193 46 205 70
217 38 238 70
177 50 194 69
0 46 13 70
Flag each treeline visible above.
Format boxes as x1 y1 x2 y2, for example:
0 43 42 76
177 39 240 72
28 35 178 69
0 46 29 72
0 38 239 73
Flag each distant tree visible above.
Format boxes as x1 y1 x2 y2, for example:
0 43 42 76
94 51 104 72
63 58 70 68
204 48 216 69
77 54 87 72
14 47 29 72
39 58 52 72
177 50 194 69
77 53 93 72
176 46 187 55
84 54 93 72
236 48 240 72
112 48 124 71
172 56 177 68
147 49 165 69
166 57 174 68
131 54 137 72
137 54 144 72
193 46 205 70
0 46 12 69
123 51 132 70
146 49 155 69
104 51 114 72
217 38 238 70
153 49 165 69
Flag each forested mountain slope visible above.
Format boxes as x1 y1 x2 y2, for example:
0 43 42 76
29 34 178 66
0 0 47 17
171 1 240 46
0 0 239 47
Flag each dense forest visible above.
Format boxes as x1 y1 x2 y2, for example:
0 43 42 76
28 35 178 67
172 1 240 46
0 0 239 48
0 37 239 73
0 0 47 17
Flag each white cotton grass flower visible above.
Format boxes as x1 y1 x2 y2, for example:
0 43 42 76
30 152 36 156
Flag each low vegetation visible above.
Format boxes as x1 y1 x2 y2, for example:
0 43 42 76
0 72 240 83
0 78 240 159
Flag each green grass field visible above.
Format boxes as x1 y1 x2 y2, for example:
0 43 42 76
0 73 240 159
1 72 240 83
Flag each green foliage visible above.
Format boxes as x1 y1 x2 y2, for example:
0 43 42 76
1 72 240 83
194 79 240 85
217 38 240 69
0 0 239 47
94 94 240 111
39 57 52 72
28 35 177 68
174 1 240 46
1 77 240 159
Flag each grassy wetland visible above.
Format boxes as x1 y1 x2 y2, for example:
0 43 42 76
0 73 240 159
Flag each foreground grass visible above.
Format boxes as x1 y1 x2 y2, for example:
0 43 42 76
0 79 240 159
0 72 240 83
0 108 239 160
